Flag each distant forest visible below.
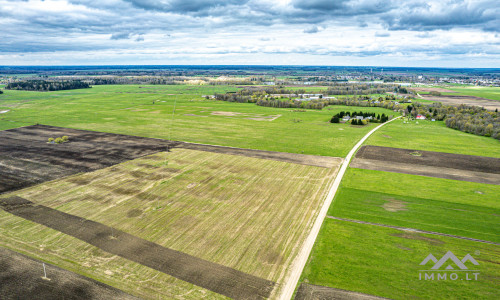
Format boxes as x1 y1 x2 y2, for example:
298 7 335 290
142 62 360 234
5 80 91 91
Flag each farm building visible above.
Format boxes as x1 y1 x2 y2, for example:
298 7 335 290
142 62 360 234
416 114 426 120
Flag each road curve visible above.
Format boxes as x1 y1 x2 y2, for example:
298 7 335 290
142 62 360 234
278 116 401 300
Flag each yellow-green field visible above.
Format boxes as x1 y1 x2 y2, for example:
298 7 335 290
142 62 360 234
0 148 340 299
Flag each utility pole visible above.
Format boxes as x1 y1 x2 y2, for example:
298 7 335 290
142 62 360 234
42 263 50 280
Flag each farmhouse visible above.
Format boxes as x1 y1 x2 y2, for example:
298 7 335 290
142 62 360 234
416 114 426 120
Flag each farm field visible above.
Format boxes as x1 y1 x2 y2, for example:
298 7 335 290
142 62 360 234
412 86 500 101
350 145 500 184
0 85 400 157
299 219 500 300
0 146 341 299
298 165 500 299
411 86 500 110
440 86 500 101
366 119 500 157
0 248 138 299
331 168 500 242
0 125 173 193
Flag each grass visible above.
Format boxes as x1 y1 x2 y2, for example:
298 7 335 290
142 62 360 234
300 219 500 300
329 186 500 243
331 168 500 242
441 86 500 101
0 148 339 299
340 168 500 210
366 118 500 157
0 84 399 157
299 166 500 298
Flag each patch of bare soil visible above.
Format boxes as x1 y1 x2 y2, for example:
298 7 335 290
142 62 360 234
418 94 500 111
127 209 143 218
178 142 342 168
148 110 161 114
351 145 500 184
410 87 457 93
0 197 276 300
382 135 392 138
0 125 178 194
0 247 138 300
296 283 389 300
245 115 281 121
211 111 242 116
382 199 407 212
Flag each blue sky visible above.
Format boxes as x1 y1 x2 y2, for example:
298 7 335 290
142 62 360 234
0 0 499 67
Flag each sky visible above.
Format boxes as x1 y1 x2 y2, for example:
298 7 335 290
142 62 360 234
0 0 499 67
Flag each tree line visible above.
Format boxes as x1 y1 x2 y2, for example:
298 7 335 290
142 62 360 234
6 80 90 91
325 83 399 95
214 88 406 111
405 103 499 139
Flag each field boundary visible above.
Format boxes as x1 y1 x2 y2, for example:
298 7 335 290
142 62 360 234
327 216 500 246
278 117 401 300
177 142 342 168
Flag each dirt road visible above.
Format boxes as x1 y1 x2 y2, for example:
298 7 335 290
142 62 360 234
277 117 401 300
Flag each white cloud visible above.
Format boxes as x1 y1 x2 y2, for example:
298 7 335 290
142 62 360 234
0 0 498 66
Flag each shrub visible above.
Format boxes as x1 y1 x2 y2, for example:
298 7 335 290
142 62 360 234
61 136 69 142
331 116 340 123
54 137 63 144
48 138 54 143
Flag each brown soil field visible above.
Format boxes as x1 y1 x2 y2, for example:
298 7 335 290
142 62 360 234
295 283 388 300
0 196 275 299
356 146 500 174
418 95 500 111
0 125 338 196
352 146 500 184
0 125 176 194
178 142 342 168
410 87 457 93
0 247 138 300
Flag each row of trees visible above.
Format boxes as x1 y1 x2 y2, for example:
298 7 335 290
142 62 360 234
325 83 399 95
6 80 90 91
214 89 405 111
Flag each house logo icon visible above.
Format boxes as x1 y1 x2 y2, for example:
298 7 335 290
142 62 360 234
418 251 480 281
420 251 479 270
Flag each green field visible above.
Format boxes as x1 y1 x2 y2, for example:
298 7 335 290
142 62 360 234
330 168 500 242
299 165 500 299
301 219 499 299
0 85 400 157
366 118 500 157
441 86 500 101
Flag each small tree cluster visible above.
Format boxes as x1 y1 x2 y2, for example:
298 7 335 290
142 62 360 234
48 136 69 144
330 111 389 123
351 119 367 125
